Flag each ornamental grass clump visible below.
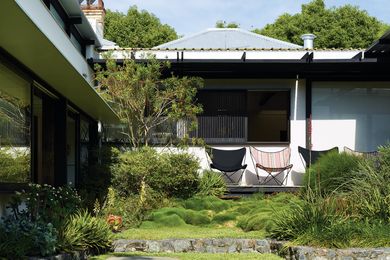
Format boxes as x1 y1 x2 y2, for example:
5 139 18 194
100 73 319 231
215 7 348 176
197 170 227 197
342 145 390 222
60 211 112 254
303 151 363 196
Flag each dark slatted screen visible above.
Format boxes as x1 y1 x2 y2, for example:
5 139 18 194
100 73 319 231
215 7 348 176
197 90 247 116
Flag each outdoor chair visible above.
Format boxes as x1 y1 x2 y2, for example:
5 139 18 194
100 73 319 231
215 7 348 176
344 146 379 159
249 147 293 186
207 148 247 185
298 146 339 168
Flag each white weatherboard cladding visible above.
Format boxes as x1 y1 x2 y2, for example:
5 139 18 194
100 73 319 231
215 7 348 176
156 79 306 186
15 0 94 84
312 82 390 152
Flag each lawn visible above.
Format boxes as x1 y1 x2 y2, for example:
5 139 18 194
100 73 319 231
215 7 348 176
114 226 266 240
91 252 283 260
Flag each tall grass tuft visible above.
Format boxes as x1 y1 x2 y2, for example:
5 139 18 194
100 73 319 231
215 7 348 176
342 147 390 222
303 152 363 196
60 211 113 254
197 170 227 197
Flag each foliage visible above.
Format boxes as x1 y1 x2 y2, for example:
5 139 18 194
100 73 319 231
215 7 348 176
60 211 112 254
114 226 265 240
197 170 227 197
78 145 115 210
303 151 363 196
343 145 390 222
126 193 300 236
236 193 301 232
111 147 200 199
181 196 231 212
0 147 30 183
104 6 178 48
97 186 169 228
158 152 200 198
215 21 240 28
0 214 57 258
270 151 390 250
269 193 390 248
95 56 203 148
254 0 388 48
10 183 81 231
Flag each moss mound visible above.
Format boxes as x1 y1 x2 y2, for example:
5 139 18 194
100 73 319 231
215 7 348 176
181 196 231 212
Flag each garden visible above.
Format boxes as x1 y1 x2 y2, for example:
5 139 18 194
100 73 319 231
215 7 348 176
1 144 389 259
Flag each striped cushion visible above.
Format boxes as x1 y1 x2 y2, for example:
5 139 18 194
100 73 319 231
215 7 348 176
250 147 291 168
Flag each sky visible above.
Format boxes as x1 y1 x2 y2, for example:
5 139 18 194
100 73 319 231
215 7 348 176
103 0 390 36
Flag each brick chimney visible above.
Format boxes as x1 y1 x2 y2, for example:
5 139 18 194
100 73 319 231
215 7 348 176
81 0 105 39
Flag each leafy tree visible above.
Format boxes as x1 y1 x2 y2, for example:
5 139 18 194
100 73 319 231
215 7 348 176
215 20 240 28
104 6 178 48
254 0 388 48
95 56 203 148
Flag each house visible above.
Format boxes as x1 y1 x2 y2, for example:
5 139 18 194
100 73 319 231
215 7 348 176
97 26 390 187
0 0 118 213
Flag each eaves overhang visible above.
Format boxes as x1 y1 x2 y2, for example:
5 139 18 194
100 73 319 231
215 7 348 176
92 50 390 80
0 0 119 123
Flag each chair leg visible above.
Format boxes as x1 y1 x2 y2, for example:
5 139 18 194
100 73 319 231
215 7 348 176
222 170 243 185
260 170 285 186
280 168 292 186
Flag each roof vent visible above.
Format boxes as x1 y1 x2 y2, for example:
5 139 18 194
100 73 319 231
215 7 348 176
301 34 316 49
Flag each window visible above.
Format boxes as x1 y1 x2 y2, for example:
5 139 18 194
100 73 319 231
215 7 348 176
312 82 390 151
195 90 290 143
0 61 31 183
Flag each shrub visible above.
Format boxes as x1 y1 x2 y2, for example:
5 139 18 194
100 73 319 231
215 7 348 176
0 214 57 258
98 187 170 228
158 152 200 198
197 170 227 197
303 152 363 195
10 183 81 230
0 147 30 183
60 211 112 254
112 147 200 198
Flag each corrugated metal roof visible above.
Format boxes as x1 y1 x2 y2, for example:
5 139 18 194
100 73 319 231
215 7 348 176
154 28 303 49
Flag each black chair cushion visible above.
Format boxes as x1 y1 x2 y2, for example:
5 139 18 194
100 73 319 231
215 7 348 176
209 148 246 172
298 146 339 167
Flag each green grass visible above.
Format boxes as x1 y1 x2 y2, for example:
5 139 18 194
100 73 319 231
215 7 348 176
114 193 301 241
91 252 283 260
114 226 266 240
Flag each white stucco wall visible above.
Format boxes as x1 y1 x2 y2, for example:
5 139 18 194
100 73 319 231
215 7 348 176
312 81 390 152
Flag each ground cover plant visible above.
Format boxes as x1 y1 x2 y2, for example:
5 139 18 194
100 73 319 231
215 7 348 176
269 145 390 248
114 193 302 240
0 184 112 258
